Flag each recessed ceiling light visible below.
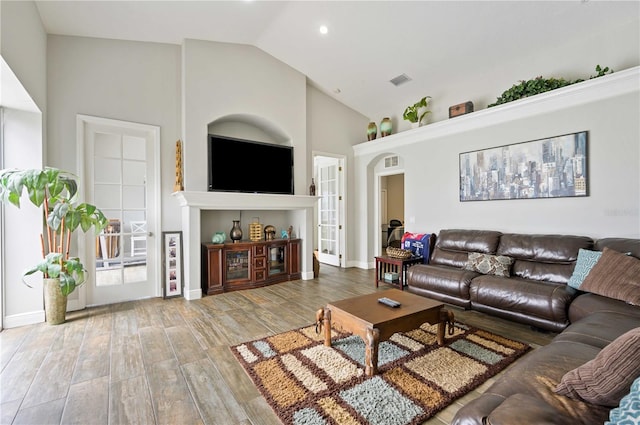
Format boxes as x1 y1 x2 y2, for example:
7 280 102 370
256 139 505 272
319 25 328 35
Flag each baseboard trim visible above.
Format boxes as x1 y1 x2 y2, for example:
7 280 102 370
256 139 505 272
3 310 45 328
184 287 202 300
347 260 374 269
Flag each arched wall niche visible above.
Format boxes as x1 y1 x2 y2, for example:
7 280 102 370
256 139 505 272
207 113 291 145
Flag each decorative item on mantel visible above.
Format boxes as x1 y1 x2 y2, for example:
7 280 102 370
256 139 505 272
264 225 276 241
249 217 263 242
367 122 377 141
380 117 393 137
230 220 243 243
174 139 184 192
403 96 432 128
309 178 316 196
449 101 474 118
212 232 226 244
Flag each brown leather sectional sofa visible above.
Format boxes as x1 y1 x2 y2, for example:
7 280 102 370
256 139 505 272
405 229 640 424
407 229 592 332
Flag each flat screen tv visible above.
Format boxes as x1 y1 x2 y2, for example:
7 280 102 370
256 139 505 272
208 135 294 195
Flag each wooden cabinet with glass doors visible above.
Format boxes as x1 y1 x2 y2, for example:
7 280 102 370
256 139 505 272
201 239 301 295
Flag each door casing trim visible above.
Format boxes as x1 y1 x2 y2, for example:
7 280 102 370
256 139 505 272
76 114 162 309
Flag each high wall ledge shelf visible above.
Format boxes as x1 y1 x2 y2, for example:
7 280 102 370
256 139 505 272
354 66 639 157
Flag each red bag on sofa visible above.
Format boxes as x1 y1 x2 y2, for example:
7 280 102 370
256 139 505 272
401 233 433 263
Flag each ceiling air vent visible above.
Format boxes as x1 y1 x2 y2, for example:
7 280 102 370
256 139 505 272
389 74 412 87
384 156 399 168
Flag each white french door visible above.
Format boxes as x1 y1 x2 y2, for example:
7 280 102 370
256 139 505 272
77 115 160 307
315 155 345 267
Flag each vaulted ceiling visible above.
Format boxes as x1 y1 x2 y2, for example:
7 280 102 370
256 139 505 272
35 1 639 121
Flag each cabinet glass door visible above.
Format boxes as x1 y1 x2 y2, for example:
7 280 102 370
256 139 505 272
226 249 249 281
268 245 286 276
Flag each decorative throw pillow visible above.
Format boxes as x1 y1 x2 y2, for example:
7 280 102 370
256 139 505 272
555 327 640 407
567 249 602 289
463 253 514 277
606 376 640 425
579 248 640 305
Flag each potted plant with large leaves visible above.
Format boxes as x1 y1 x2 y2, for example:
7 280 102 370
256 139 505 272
0 168 108 324
403 96 432 128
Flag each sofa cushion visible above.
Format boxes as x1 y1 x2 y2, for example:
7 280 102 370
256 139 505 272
580 247 640 306
430 229 502 268
569 293 640 323
555 327 640 407
497 233 592 284
498 233 592 263
595 238 640 259
567 248 602 289
470 275 576 331
553 311 640 349
463 253 513 277
406 264 477 308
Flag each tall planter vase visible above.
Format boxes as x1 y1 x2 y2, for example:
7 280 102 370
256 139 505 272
367 122 377 141
380 117 392 137
43 278 67 325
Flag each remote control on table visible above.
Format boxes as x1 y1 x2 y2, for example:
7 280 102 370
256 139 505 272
378 297 401 308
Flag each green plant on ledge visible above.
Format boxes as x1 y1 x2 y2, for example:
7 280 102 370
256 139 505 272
403 96 432 125
488 65 613 107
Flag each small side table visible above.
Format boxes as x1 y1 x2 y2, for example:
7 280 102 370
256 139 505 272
374 255 424 290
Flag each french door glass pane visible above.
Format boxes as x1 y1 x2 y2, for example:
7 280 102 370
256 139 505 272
123 135 146 160
94 132 121 157
123 160 145 184
94 132 147 288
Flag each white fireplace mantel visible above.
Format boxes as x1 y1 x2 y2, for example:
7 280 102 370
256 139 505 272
173 191 319 300
173 191 319 210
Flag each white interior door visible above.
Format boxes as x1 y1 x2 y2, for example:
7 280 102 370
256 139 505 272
78 115 160 306
316 156 344 267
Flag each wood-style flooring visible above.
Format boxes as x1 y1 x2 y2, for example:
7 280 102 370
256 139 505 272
0 265 554 425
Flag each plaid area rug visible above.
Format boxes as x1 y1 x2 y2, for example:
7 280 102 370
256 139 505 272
231 322 530 425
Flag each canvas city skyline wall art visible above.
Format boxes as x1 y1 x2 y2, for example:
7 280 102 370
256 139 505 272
459 131 588 201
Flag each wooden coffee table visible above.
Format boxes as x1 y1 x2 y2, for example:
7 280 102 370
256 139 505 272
316 289 453 376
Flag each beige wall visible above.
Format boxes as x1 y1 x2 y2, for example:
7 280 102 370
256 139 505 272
1 0 47 327
306 85 369 265
0 0 47 111
374 17 640 133
47 35 182 232
182 39 307 193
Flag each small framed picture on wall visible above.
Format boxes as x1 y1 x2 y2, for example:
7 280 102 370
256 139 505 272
162 231 183 298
